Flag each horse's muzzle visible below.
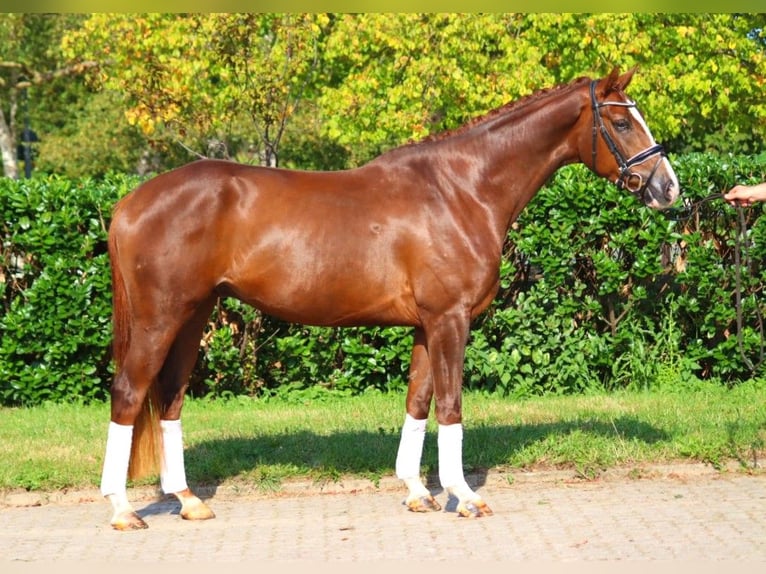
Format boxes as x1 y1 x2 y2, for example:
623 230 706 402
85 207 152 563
642 172 680 210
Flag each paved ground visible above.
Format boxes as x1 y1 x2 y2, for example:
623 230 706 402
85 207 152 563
1 463 765 564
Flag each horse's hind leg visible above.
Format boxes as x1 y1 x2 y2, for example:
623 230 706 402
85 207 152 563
102 414 145 529
102 297 215 530
102 328 177 530
157 297 217 522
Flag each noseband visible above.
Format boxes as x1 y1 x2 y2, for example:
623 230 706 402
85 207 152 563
590 80 666 201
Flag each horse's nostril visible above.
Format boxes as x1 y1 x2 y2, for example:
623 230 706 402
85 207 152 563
664 180 676 201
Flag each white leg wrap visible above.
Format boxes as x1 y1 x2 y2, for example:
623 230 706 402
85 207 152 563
395 414 427 480
160 419 189 494
100 422 133 498
437 423 470 490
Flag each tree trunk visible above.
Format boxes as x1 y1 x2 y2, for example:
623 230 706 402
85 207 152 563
0 107 19 179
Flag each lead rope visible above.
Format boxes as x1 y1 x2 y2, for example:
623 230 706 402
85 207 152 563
668 193 764 373
733 204 765 372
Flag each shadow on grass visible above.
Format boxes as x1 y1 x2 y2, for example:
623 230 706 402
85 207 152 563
179 415 670 499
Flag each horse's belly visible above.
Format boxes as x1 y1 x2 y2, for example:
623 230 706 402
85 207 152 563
251 290 418 327
222 265 419 328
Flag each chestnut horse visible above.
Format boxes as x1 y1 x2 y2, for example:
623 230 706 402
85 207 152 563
100 67 679 529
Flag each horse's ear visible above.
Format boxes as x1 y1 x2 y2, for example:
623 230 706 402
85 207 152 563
614 66 638 91
601 66 637 95
607 67 621 88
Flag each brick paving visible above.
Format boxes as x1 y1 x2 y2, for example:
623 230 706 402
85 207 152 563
1 464 765 563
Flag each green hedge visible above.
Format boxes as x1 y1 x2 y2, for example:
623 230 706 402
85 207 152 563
1 153 764 406
0 175 130 405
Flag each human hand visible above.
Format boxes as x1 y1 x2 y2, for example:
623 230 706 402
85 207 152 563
723 183 766 207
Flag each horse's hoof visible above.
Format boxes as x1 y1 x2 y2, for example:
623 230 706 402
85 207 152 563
181 505 216 521
180 498 216 521
174 489 216 521
457 500 494 518
111 511 149 531
406 495 442 513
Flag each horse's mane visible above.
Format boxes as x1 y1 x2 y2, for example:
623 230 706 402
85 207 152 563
394 75 591 151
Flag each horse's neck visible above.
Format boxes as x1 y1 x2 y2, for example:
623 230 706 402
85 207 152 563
445 87 587 233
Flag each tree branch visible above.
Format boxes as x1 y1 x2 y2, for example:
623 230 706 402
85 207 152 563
16 60 102 88
1 60 103 89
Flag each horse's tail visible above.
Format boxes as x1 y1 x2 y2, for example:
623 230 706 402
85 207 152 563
128 386 162 481
109 217 130 375
109 210 163 481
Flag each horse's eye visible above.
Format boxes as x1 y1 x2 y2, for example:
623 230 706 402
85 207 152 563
613 119 631 132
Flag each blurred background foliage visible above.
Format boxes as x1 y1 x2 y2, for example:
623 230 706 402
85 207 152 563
0 13 763 178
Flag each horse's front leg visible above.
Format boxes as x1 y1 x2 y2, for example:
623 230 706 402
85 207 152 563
396 328 441 512
437 423 493 518
428 311 493 518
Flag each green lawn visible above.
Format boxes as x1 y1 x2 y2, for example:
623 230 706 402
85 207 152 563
1 380 764 494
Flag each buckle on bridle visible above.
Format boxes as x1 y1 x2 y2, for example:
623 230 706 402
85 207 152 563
620 172 644 194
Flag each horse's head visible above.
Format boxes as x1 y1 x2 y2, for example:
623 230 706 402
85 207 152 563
585 67 679 210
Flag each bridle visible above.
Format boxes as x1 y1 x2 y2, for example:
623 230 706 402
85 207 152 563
590 80 666 202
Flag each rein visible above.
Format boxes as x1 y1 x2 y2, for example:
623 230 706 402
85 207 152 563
665 193 764 373
589 81 666 201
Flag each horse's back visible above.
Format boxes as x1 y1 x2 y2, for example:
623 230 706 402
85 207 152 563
115 158 390 219
114 159 263 222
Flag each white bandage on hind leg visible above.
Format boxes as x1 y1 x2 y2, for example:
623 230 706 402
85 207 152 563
395 414 427 480
437 423 469 489
160 419 189 494
100 421 133 498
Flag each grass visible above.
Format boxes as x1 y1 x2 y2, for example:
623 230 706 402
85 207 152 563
1 380 765 494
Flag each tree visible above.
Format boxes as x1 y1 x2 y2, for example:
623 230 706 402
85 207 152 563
318 14 550 164
0 14 98 178
34 89 148 178
516 13 766 154
63 13 330 167
318 13 766 165
57 13 766 175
